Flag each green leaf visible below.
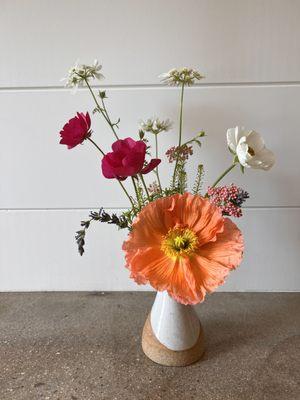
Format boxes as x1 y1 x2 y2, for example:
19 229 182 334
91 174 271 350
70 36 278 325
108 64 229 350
233 154 239 163
193 139 202 147
139 130 145 139
114 117 120 126
98 90 107 99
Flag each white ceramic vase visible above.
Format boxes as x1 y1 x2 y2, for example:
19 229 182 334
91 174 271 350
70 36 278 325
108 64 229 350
142 291 205 366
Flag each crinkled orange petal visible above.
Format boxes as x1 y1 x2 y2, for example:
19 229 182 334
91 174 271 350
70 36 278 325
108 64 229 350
190 255 231 294
200 218 244 269
124 246 174 291
164 193 224 245
122 193 244 305
189 197 224 245
123 207 166 251
167 258 203 305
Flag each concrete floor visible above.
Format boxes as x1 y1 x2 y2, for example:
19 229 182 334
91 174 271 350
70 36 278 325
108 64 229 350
0 293 299 400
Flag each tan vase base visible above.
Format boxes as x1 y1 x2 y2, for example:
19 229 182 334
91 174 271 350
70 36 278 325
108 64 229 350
141 314 205 367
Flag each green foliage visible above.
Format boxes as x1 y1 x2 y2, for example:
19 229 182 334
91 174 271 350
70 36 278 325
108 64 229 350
135 178 145 206
98 90 107 99
192 164 204 195
184 131 206 148
139 130 145 139
174 160 187 194
120 209 136 229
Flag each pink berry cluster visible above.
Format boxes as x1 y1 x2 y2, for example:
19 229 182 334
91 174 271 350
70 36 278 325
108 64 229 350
207 184 249 218
166 144 193 163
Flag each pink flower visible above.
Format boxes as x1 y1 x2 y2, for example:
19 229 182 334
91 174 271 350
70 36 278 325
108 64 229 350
166 144 193 163
207 184 249 218
102 137 161 180
59 112 91 149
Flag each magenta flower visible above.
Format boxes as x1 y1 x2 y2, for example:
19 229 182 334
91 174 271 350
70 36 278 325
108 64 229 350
102 137 161 180
60 112 91 149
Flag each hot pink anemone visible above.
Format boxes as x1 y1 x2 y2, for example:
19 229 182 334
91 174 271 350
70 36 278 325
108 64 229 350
59 112 91 149
101 137 160 180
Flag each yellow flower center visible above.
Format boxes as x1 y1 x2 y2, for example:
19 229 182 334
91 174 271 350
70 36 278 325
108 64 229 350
161 228 198 259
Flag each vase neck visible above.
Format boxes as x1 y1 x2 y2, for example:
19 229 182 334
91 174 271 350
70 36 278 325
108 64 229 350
150 291 200 351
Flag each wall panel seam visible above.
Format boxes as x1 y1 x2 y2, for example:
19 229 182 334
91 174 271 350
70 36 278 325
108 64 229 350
1 206 300 212
1 81 300 93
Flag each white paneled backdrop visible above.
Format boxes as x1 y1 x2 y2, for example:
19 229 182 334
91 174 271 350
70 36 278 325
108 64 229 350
1 0 300 291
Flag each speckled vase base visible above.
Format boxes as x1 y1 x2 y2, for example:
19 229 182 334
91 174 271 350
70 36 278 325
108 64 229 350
142 314 205 367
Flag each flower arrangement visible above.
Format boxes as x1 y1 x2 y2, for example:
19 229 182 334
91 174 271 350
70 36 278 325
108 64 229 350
59 61 275 305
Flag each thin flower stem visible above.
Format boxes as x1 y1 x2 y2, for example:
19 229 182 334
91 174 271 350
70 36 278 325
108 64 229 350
100 96 119 139
83 80 136 210
87 137 105 155
155 134 162 192
139 174 150 201
209 163 237 190
84 78 107 120
84 78 119 140
178 83 185 147
172 83 185 187
131 177 142 210
87 137 134 208
118 180 135 209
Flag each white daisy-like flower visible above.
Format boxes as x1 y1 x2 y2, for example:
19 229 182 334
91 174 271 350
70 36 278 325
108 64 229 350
140 118 172 135
62 60 104 88
159 67 204 86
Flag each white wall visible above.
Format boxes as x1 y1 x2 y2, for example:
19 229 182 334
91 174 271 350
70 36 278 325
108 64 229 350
1 0 299 291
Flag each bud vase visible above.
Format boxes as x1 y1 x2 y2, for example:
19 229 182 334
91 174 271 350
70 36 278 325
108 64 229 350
142 291 205 366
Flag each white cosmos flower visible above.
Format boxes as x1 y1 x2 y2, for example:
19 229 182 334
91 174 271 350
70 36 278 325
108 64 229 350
227 126 275 170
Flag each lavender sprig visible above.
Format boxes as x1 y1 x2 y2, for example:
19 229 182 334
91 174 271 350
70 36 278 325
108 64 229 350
75 208 130 255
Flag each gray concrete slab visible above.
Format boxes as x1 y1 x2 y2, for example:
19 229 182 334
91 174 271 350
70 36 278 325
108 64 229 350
0 292 299 400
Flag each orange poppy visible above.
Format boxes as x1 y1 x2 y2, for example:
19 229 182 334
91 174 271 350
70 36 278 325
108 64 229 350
122 192 244 305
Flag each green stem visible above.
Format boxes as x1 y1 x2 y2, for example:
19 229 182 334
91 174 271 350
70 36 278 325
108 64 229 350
209 163 237 189
154 134 162 192
139 174 150 201
131 177 141 210
84 78 119 140
178 83 185 147
100 96 119 139
172 83 185 187
87 137 105 156
118 180 135 209
84 79 106 120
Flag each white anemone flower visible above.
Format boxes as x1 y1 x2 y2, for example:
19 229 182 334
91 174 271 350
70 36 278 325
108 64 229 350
227 127 275 170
